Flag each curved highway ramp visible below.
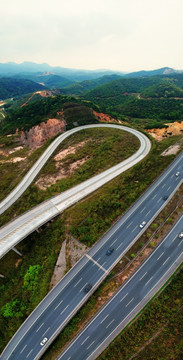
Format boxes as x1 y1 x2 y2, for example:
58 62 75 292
0 124 151 259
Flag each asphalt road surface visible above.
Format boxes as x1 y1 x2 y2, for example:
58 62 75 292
1 152 182 360
58 215 183 360
0 124 151 258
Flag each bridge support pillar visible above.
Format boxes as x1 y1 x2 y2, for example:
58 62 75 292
12 247 22 256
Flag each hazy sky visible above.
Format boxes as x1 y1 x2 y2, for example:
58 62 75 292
1 0 183 71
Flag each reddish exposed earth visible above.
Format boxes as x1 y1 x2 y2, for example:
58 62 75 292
21 118 66 149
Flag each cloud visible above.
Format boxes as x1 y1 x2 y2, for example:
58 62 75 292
1 0 183 71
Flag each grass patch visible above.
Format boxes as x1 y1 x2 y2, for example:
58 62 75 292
0 127 139 227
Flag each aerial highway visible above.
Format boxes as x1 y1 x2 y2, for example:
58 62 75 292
1 151 182 360
0 124 151 258
0 123 150 216
58 215 183 360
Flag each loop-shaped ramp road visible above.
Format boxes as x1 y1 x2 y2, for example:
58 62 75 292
0 124 151 259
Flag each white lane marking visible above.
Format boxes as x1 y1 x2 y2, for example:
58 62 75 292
145 276 153 286
60 305 69 315
152 194 157 200
120 293 128 302
116 244 122 251
167 186 171 191
96 257 101 262
125 297 134 307
178 239 183 246
140 207 146 214
157 252 164 260
81 336 90 345
80 282 88 293
132 225 138 233
101 261 106 267
145 210 151 218
171 174 174 178
162 183 166 188
42 327 50 337
139 272 147 281
36 322 44 332
100 314 109 324
85 254 108 273
54 300 63 310
26 349 33 358
126 221 133 229
66 357 71 360
87 341 95 350
157 198 161 203
111 238 118 245
20 344 27 354
106 319 115 329
163 257 170 266
74 278 82 287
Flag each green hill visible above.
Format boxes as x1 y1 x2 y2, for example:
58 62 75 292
0 78 45 100
1 95 98 134
141 82 183 98
84 74 183 125
59 74 122 95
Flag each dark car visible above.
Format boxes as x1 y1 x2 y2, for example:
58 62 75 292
106 248 114 256
162 195 168 201
84 284 92 293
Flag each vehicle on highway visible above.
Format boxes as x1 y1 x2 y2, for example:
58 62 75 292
178 232 183 239
175 171 180 176
139 221 146 228
40 337 48 346
106 248 114 256
84 284 92 293
162 195 168 201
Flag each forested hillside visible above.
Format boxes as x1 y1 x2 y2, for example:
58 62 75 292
84 74 183 126
59 74 122 95
0 78 45 100
0 95 98 134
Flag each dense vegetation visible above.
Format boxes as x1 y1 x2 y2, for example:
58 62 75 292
0 78 45 100
141 82 183 98
0 95 99 133
83 74 183 126
60 74 122 95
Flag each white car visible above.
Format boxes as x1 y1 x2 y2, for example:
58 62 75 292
175 172 180 177
40 337 48 346
178 232 183 239
139 221 146 229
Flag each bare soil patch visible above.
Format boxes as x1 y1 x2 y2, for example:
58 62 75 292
54 140 89 161
147 121 183 141
35 157 88 190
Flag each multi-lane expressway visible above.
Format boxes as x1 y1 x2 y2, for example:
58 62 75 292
1 150 182 360
58 214 183 360
0 123 151 259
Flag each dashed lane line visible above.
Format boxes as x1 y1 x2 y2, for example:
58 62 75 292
20 344 27 354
